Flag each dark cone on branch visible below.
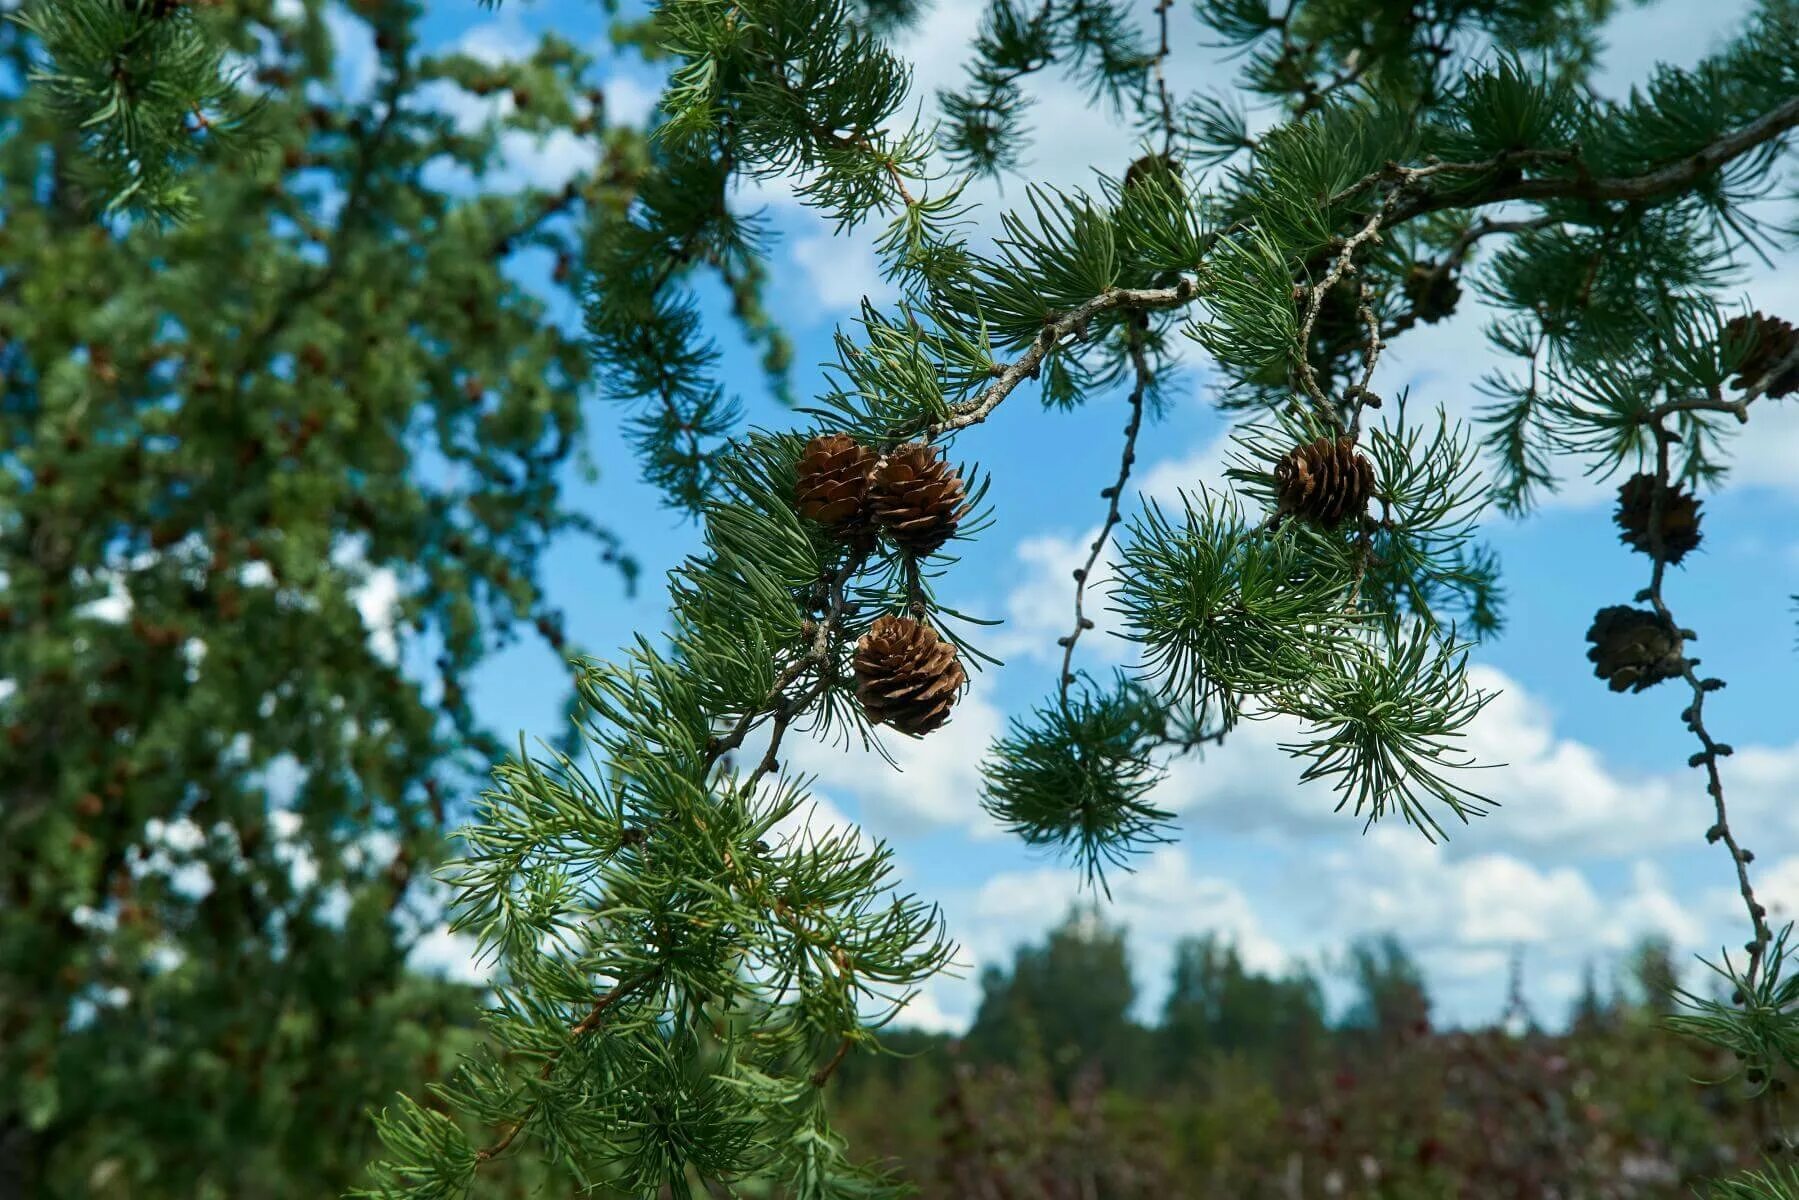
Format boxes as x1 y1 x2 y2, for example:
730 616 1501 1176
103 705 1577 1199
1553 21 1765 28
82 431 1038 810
1585 605 1684 693
1614 473 1702 565
853 615 966 736
1274 435 1376 529
795 433 876 539
870 443 968 556
1403 262 1461 325
1123 153 1182 193
1724 312 1799 398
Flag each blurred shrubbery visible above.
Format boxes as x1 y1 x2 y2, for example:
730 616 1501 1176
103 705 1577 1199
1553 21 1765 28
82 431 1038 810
829 909 1755 1199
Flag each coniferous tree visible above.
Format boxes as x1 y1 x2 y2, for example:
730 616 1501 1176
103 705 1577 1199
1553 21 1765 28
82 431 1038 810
1159 933 1327 1087
963 903 1148 1094
0 2 758 1195
1629 935 1684 1018
1340 934 1433 1047
1570 958 1616 1035
24 0 1799 1197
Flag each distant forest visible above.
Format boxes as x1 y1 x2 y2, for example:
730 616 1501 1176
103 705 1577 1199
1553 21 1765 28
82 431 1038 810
827 906 1754 1199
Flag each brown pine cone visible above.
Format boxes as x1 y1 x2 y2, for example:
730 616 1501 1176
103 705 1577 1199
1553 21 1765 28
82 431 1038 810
1123 153 1182 193
870 443 968 556
794 433 876 537
1614 474 1702 565
1724 312 1799 398
1585 605 1683 693
1402 262 1461 325
853 615 966 736
1274 435 1376 529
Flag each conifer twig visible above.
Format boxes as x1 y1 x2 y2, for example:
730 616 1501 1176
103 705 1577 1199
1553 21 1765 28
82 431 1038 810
1056 327 1151 704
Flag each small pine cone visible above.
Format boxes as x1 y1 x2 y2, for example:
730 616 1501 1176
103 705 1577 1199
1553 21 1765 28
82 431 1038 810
853 615 966 736
794 433 876 537
1402 262 1461 325
870 443 968 556
1123 153 1182 193
1724 312 1799 398
1585 605 1683 693
1273 435 1376 529
1614 473 1702 565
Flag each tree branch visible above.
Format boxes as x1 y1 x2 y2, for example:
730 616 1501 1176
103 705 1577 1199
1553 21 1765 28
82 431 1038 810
925 280 1197 439
1055 327 1151 703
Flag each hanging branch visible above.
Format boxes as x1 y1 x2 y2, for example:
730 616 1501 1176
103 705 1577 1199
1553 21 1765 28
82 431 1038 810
1055 327 1152 704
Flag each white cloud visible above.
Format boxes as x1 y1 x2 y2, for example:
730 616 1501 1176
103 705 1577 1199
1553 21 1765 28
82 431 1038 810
789 229 896 315
319 5 379 106
987 525 1132 668
889 983 966 1034
603 76 660 128
1136 658 1799 864
451 15 540 66
1135 429 1237 504
1753 856 1799 928
424 126 601 195
767 791 871 854
783 671 1009 836
410 923 491 985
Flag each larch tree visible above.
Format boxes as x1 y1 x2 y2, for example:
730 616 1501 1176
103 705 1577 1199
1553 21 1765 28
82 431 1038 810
0 0 778 1195
15 0 1799 1199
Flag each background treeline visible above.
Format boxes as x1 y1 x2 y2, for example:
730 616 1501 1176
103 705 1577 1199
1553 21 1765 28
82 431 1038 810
827 907 1756 1199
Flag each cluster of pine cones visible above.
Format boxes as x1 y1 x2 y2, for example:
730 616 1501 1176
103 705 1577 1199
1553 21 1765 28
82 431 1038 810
794 433 968 557
1584 311 1799 690
794 433 970 737
1585 473 1707 692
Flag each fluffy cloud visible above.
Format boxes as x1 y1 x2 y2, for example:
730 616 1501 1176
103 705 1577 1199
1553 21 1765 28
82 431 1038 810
320 4 380 105
788 228 897 316
782 671 1010 837
410 923 489 985
987 525 1131 667
1132 660 1799 865
402 16 608 194
898 846 1285 1031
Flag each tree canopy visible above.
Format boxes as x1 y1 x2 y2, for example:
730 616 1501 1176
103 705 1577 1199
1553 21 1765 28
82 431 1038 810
10 0 1799 1197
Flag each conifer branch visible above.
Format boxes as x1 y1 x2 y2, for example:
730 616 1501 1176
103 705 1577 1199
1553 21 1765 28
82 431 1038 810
1385 93 1799 222
1638 424 1768 982
343 3 1799 1193
925 280 1198 438
1056 327 1151 703
1149 0 1176 155
1296 196 1394 427
474 973 654 1165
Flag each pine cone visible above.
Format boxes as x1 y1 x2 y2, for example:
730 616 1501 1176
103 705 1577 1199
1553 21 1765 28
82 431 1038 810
1724 312 1799 398
1614 474 1702 565
1402 263 1461 325
870 443 968 556
1585 605 1683 693
1123 153 1182 193
794 433 876 538
853 615 966 736
1274 435 1376 529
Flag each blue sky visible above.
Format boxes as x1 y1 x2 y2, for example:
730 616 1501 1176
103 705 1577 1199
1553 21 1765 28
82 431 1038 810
328 0 1799 1032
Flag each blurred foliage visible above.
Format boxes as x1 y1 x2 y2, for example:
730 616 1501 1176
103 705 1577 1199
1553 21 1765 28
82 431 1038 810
830 910 1761 1199
0 1 651 1195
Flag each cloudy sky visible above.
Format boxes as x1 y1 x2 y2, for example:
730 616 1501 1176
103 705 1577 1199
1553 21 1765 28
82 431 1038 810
343 0 1799 1033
